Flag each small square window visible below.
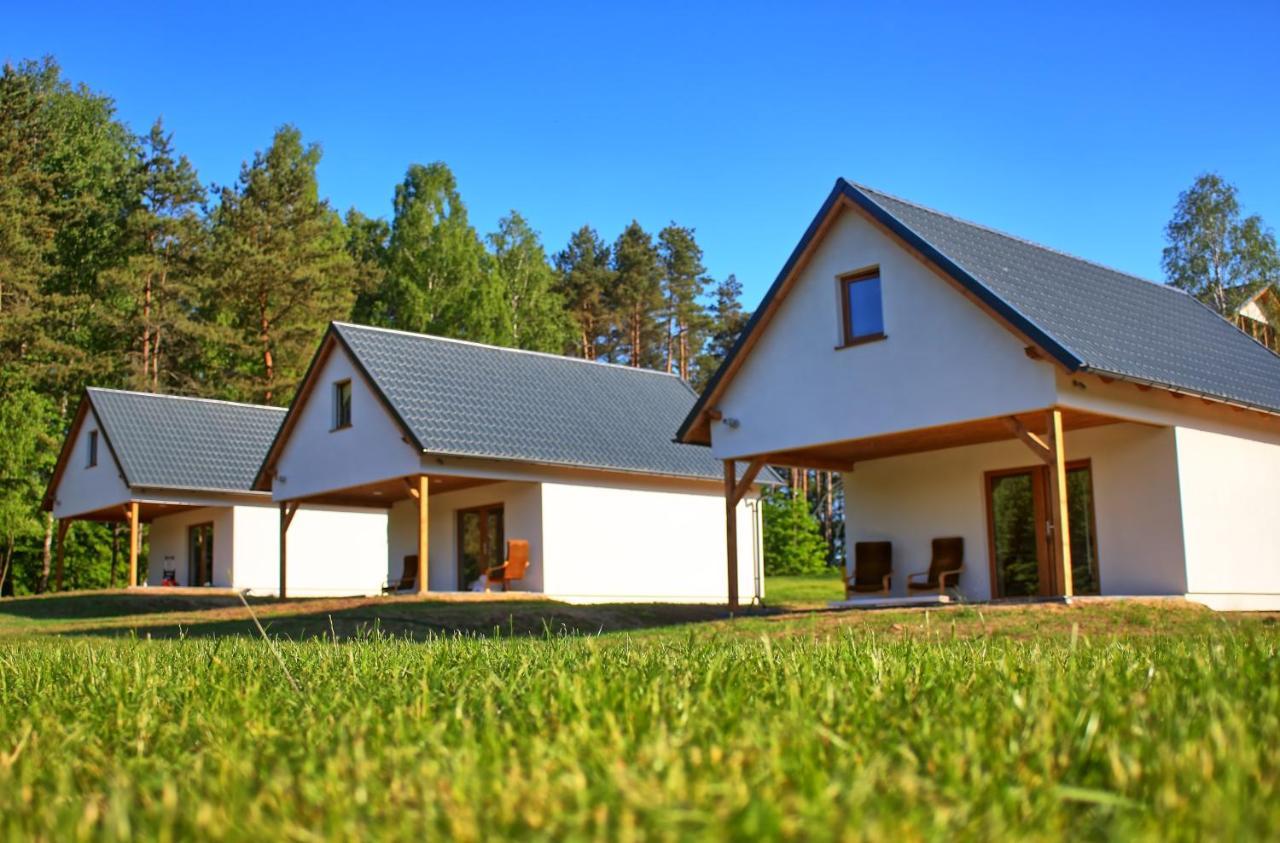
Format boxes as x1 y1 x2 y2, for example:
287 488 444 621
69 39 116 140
333 380 352 430
87 430 98 468
839 270 886 347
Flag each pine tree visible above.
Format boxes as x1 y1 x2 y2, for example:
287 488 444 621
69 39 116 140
657 224 710 380
207 126 355 404
609 221 664 367
762 487 828 575
554 226 614 359
104 118 206 393
693 273 750 390
487 211 572 351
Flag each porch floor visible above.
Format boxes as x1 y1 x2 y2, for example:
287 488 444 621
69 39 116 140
829 594 956 610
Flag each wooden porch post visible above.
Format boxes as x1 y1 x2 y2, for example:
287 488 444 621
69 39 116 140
724 460 739 611
1045 408 1074 598
416 475 429 595
1003 409 1074 597
127 501 139 588
279 502 299 599
54 519 70 591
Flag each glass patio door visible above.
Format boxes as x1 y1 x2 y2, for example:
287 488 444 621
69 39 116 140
457 505 504 590
986 463 1099 597
188 522 214 587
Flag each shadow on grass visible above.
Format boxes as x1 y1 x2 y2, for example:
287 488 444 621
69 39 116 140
0 590 289 622
31 595 781 642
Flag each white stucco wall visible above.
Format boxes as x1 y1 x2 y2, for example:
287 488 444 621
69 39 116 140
540 481 761 603
271 343 420 501
1175 426 1280 609
262 505 389 597
388 481 544 592
147 503 388 596
843 423 1186 600
709 206 1057 459
147 506 235 587
51 415 131 519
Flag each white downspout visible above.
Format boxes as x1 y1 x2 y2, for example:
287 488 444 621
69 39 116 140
748 497 763 604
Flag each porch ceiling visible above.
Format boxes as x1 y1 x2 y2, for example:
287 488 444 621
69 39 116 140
756 407 1128 470
296 474 499 508
71 501 198 524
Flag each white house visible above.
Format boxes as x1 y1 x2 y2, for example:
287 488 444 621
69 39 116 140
41 388 378 595
253 323 770 604
678 179 1280 611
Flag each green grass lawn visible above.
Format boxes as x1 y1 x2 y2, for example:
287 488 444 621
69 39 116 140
1 592 1278 840
764 568 845 607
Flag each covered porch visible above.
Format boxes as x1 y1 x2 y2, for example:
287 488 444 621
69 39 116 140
275 472 514 598
721 406 1150 608
50 499 197 591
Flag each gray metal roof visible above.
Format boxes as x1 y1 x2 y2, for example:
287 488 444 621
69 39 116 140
854 183 1280 412
88 388 284 492
333 323 770 482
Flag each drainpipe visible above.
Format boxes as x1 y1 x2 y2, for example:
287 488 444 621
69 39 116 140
748 497 763 605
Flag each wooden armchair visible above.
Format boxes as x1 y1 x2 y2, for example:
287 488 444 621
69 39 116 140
383 554 417 593
906 538 964 595
845 541 892 598
485 540 530 592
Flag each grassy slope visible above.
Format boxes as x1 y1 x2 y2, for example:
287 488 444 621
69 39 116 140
0 592 1277 840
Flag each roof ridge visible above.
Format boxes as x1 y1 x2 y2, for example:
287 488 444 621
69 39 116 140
333 322 688 380
87 387 287 413
849 181 1187 298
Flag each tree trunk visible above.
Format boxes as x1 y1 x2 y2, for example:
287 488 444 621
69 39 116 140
109 522 120 589
36 512 52 594
260 302 274 402
141 270 152 387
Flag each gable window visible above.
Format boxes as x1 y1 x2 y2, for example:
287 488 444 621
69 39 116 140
838 269 886 347
332 379 352 430
87 430 98 468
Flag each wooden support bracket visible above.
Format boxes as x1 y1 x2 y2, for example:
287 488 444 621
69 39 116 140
1003 416 1053 465
729 457 766 506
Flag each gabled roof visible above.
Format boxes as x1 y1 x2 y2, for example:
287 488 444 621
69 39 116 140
262 322 776 485
679 179 1280 443
45 389 285 507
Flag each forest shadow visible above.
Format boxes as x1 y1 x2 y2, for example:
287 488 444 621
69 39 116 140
0 590 285 622
48 597 781 642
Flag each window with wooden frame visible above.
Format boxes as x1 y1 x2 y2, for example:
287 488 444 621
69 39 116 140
837 268 886 348
87 430 99 468
332 379 352 430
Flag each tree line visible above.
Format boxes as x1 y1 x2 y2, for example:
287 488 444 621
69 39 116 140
0 57 751 594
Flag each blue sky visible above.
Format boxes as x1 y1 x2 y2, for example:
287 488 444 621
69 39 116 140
6 1 1279 307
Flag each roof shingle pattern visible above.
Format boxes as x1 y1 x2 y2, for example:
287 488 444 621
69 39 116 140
856 184 1280 412
334 323 755 481
89 388 284 491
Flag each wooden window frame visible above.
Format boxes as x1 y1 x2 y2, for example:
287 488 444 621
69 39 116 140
836 267 887 349
87 430 98 468
982 458 1098 599
332 379 352 431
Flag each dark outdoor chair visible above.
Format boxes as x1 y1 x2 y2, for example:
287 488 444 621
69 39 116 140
383 554 417 593
906 537 964 594
485 540 530 592
845 541 892 598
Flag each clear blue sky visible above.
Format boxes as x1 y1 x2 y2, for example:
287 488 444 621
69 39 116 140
6 1 1279 307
